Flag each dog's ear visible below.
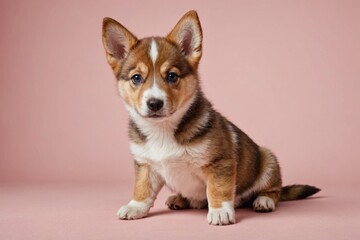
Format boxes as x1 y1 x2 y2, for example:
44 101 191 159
167 10 203 67
102 18 138 75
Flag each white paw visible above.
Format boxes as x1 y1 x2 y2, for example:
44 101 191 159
253 196 275 212
207 201 235 225
117 200 150 220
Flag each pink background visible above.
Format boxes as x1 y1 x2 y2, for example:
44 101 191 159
1 0 359 239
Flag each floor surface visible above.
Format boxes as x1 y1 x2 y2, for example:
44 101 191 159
1 183 358 240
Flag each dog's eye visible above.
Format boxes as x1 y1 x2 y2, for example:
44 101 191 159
131 74 144 86
166 72 179 84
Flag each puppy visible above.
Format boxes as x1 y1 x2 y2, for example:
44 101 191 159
101 10 320 225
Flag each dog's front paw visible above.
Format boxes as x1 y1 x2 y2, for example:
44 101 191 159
207 202 235 225
117 200 150 220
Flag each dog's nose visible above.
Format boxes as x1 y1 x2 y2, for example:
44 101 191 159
147 98 164 112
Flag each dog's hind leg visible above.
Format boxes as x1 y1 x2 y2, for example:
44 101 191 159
253 190 281 212
252 147 282 212
166 194 190 210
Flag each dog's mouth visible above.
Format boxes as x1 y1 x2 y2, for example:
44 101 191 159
134 106 177 120
144 110 175 120
147 113 165 119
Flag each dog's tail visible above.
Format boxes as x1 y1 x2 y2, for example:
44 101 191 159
280 184 320 201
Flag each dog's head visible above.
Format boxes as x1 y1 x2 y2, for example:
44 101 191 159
102 11 202 120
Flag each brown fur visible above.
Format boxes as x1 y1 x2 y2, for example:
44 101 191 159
132 163 151 202
166 194 190 210
102 10 320 225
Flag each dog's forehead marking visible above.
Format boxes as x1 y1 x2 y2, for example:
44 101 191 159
149 38 158 65
141 38 166 113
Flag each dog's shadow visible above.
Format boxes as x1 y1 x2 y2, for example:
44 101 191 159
148 208 259 224
147 196 326 225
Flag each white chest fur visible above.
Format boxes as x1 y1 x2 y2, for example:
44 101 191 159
129 120 209 201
